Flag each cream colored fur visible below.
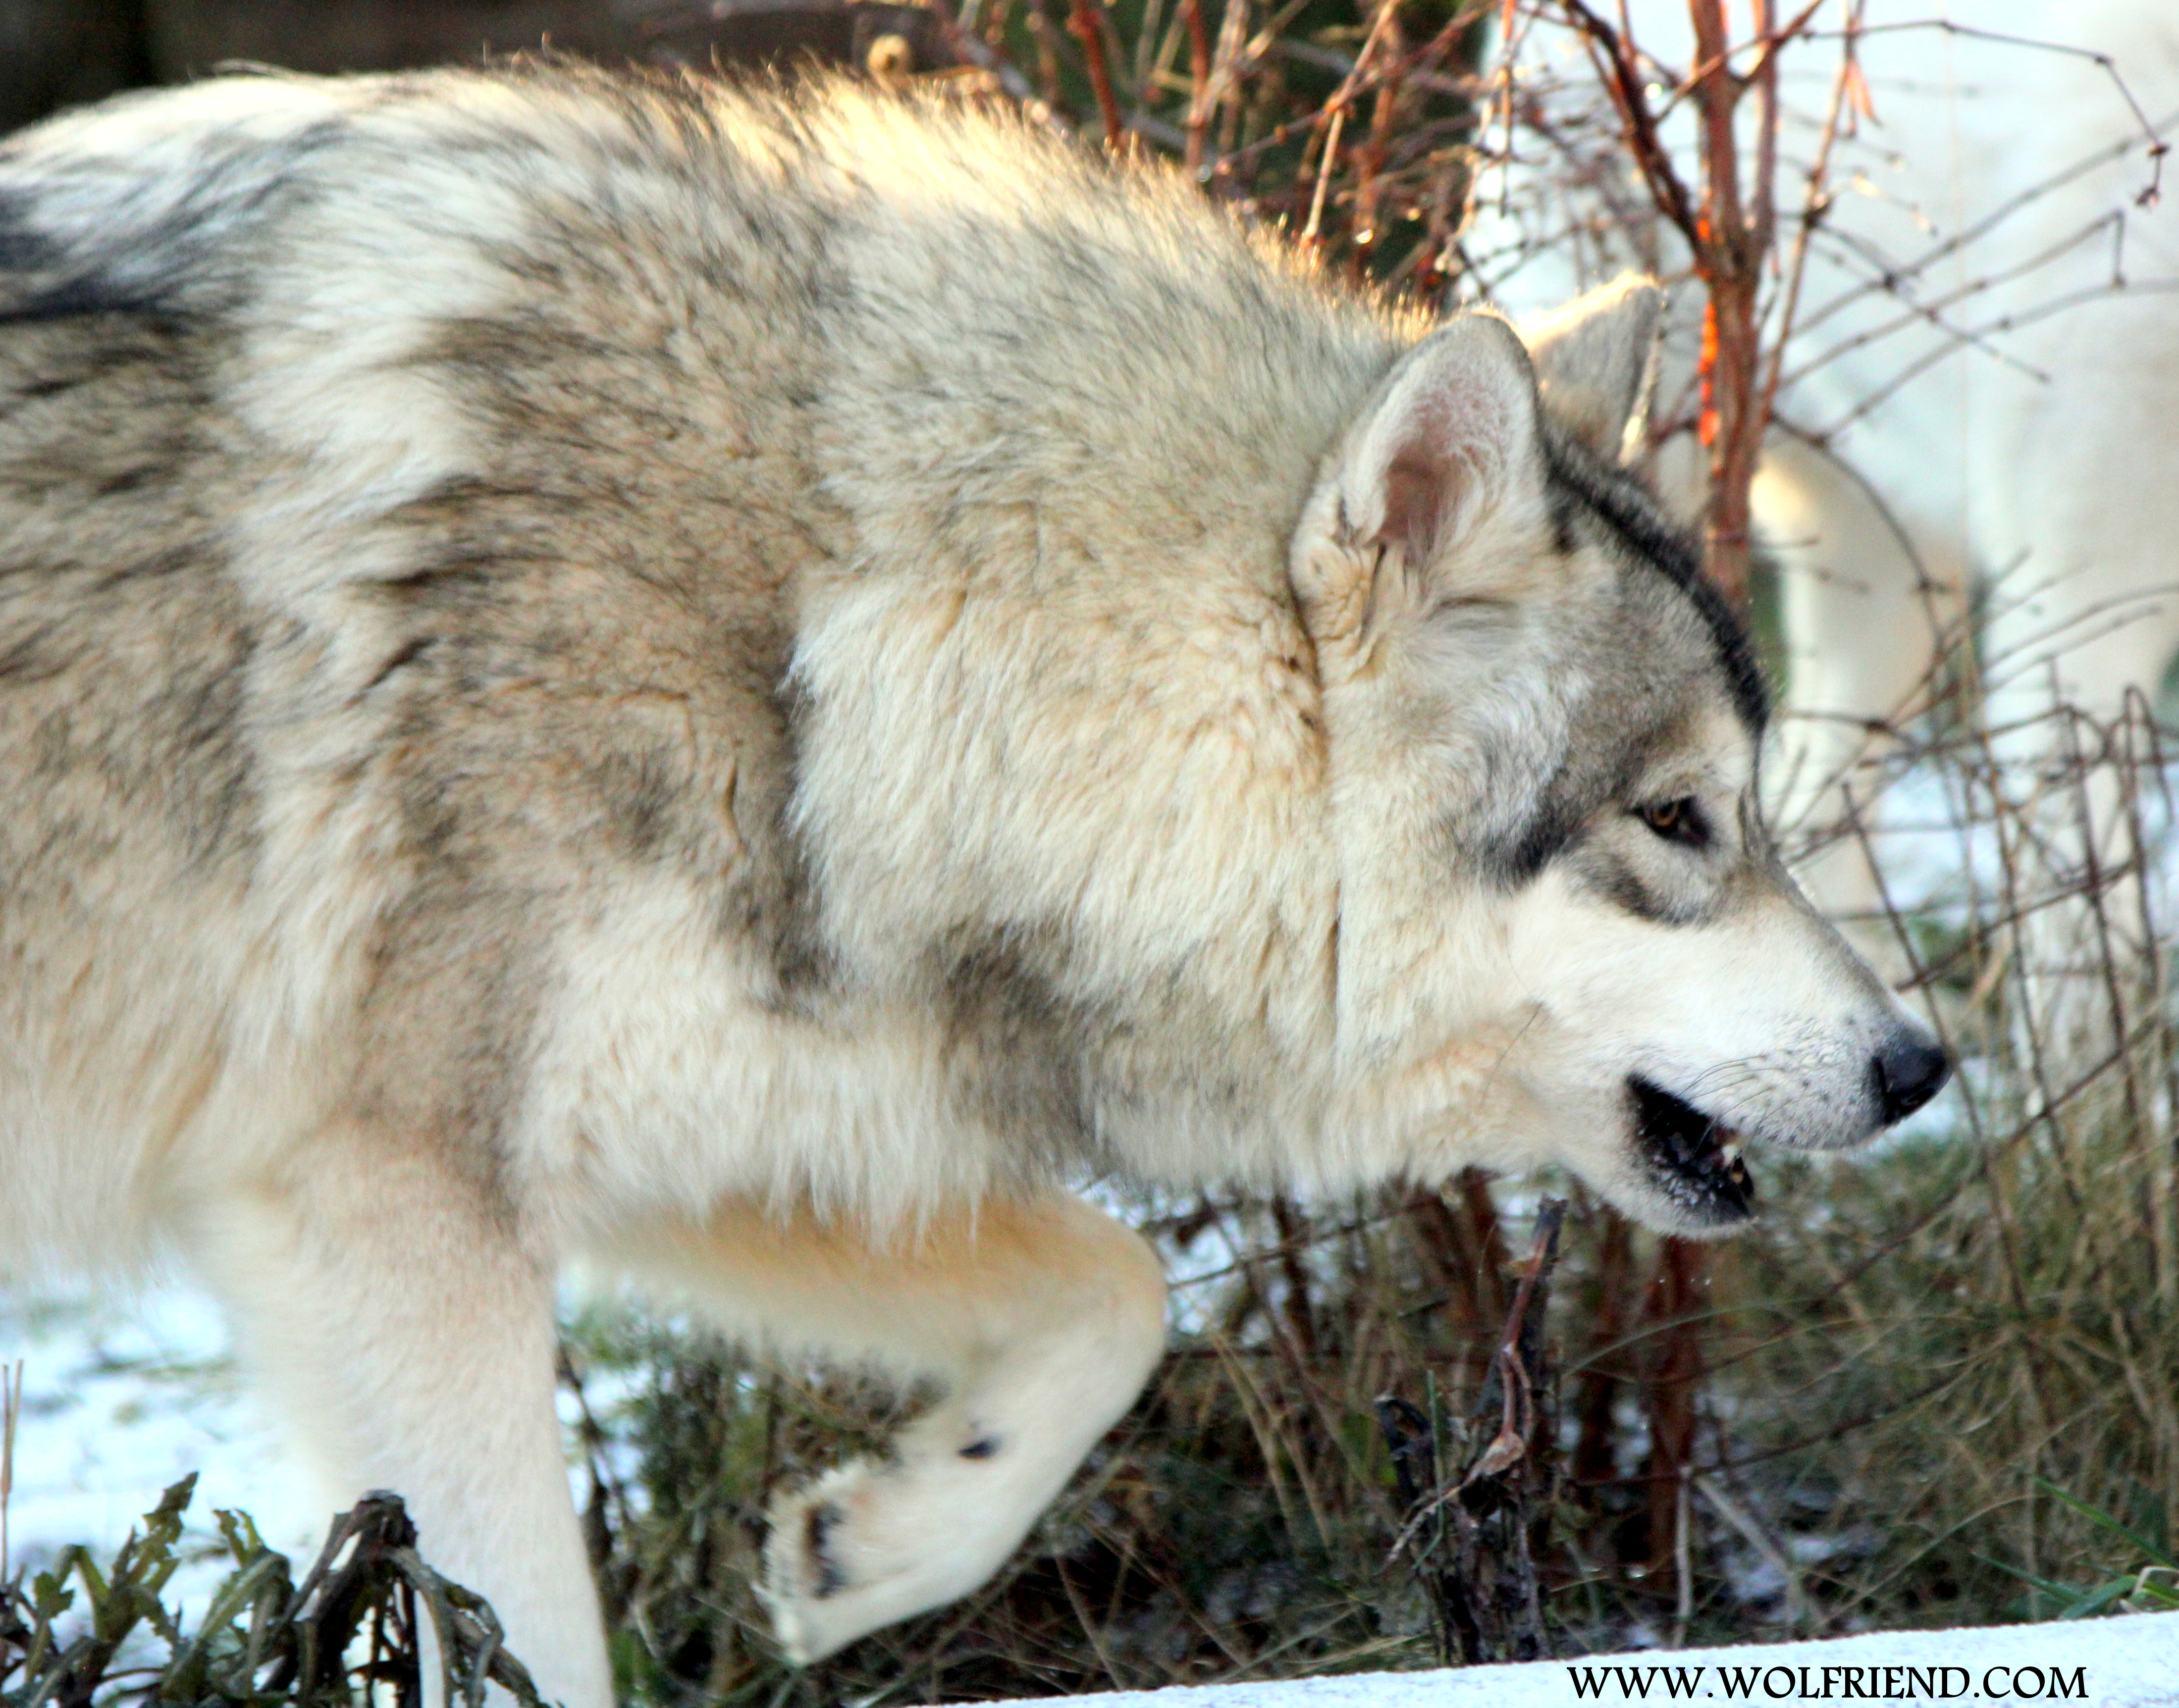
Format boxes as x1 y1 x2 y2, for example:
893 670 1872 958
0 67 1939 1705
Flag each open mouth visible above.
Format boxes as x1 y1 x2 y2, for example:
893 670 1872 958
1628 1076 1755 1223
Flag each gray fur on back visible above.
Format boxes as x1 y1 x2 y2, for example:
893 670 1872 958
0 65 1418 1251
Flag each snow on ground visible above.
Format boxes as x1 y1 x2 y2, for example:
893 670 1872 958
0 1280 638 1620
975 1615 2179 1708
0 1283 324 1614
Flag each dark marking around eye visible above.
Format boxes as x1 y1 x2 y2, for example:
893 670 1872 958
1579 846 1709 927
1493 798 1576 883
1636 797 1710 849
959 1435 1001 1459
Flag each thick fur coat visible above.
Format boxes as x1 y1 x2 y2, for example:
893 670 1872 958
0 66 1943 1703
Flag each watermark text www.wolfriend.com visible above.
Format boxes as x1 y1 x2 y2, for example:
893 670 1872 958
1565 1662 2091 1701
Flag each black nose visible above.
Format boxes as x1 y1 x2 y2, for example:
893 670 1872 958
1872 1032 1950 1124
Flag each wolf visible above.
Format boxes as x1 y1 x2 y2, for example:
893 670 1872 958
1713 2 2179 977
0 63 1946 1706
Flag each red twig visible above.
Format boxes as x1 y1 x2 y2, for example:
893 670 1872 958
1067 0 1126 151
1643 1236 1708 1583
1180 0 1213 175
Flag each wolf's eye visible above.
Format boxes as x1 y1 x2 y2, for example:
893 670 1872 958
1636 797 1709 848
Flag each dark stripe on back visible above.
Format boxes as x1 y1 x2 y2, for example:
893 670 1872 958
1540 427 1769 734
0 115 347 326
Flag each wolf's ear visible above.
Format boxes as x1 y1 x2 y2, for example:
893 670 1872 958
1524 274 1662 464
1294 314 1543 644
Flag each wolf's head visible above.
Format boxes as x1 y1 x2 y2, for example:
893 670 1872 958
1290 279 1946 1235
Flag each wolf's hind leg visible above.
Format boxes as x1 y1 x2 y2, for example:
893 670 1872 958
611 1191 1168 1663
189 1148 612 1708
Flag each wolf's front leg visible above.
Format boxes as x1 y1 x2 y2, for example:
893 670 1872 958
189 1147 612 1708
613 1191 1169 1663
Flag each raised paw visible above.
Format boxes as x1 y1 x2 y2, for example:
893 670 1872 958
762 1483 856 1661
761 1460 947 1663
759 1435 1032 1664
